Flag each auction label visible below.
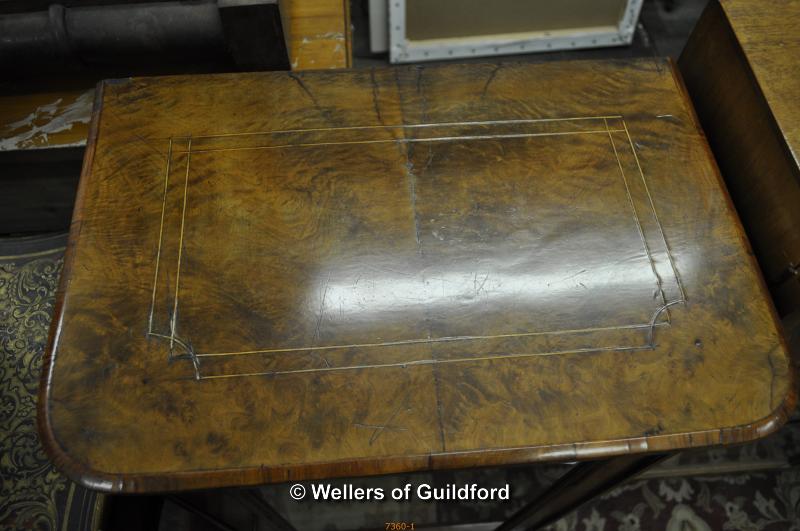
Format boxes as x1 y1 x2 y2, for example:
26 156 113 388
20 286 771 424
290 482 511 502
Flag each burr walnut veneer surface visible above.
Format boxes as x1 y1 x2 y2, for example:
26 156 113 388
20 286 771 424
39 59 795 492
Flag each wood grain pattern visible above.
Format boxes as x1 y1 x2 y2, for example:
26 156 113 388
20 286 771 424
278 0 351 70
679 0 800 315
38 59 794 493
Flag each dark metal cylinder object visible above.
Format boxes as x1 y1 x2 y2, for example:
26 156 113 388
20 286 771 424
0 1 225 68
66 2 225 55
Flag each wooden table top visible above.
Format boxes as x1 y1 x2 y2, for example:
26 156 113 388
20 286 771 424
39 59 795 493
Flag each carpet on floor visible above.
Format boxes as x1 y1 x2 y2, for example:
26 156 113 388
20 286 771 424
0 234 104 531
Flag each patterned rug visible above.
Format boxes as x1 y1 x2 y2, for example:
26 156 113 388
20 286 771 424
0 234 103 531
543 470 800 531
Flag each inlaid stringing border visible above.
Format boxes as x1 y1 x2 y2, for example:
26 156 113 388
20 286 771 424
146 116 686 380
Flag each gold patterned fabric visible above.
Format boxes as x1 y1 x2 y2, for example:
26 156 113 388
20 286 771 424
0 235 103 531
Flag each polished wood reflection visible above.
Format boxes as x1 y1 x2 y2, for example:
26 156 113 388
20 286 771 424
38 59 794 493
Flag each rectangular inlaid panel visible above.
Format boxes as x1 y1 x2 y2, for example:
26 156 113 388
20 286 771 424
148 117 683 380
40 60 794 493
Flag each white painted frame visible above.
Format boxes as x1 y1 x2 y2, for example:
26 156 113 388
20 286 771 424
388 0 643 63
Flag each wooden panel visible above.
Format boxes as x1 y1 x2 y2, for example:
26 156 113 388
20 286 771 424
278 0 351 70
38 60 794 493
0 89 93 151
679 0 800 314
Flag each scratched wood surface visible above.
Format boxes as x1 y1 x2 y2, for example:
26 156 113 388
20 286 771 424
679 0 800 315
38 59 795 493
278 0 351 70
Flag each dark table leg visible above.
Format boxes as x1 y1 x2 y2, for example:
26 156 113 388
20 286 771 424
165 489 297 531
495 453 668 531
238 489 298 531
168 495 237 531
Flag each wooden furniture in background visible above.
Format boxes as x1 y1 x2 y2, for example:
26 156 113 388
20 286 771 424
278 0 351 70
679 0 800 316
0 89 93 152
39 60 793 511
0 88 93 234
